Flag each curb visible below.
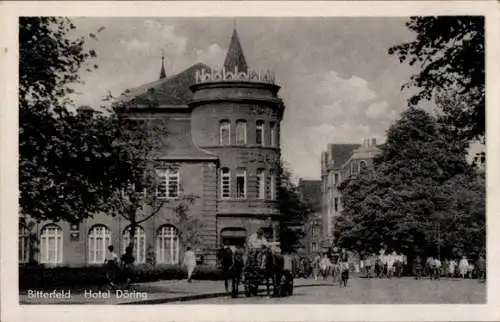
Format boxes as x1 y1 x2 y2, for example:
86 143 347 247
122 283 333 305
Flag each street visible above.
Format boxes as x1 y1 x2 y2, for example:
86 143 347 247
178 277 485 304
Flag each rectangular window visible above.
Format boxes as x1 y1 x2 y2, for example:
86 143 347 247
157 169 179 198
334 197 339 212
220 121 231 145
269 171 276 200
236 169 246 199
168 170 179 198
312 242 318 252
221 168 231 199
256 121 264 146
334 173 340 185
270 122 277 147
351 162 358 176
235 121 247 145
257 169 265 199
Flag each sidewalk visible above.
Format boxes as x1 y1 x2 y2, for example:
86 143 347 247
19 278 334 305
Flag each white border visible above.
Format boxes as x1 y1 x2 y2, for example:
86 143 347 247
1 1 499 322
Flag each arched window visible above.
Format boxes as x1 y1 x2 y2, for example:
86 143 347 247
19 225 30 263
122 226 146 264
221 167 231 199
219 120 231 145
156 225 179 264
88 225 112 264
40 224 63 264
235 120 247 145
359 160 367 172
256 120 265 146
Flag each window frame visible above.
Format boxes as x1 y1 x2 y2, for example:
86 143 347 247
122 226 147 264
40 224 63 265
88 225 112 264
221 167 231 199
156 168 180 199
256 120 265 146
269 170 276 200
19 225 30 264
156 225 180 264
270 122 277 147
219 120 231 145
256 169 266 199
236 168 247 200
235 120 247 145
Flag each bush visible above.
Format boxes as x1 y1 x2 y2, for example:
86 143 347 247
19 263 224 290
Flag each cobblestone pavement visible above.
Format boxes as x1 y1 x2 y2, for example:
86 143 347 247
177 277 486 304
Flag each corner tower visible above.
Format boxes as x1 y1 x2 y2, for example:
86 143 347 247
189 28 285 246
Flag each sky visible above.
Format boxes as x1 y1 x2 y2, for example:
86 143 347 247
70 17 433 180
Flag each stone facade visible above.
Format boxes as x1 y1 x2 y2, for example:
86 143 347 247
19 28 285 267
320 138 379 246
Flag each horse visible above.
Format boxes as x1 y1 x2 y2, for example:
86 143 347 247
245 247 283 297
220 246 245 298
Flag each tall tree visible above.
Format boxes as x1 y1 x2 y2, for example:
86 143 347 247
388 16 485 143
336 108 479 258
104 106 201 257
277 163 312 253
19 17 112 223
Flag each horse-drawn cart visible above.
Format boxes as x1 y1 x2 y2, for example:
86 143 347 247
243 245 294 297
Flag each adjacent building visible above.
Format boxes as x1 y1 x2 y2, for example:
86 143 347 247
19 28 285 267
320 138 379 245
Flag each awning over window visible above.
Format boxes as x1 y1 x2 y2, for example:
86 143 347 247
220 228 247 238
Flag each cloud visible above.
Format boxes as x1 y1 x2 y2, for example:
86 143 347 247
366 100 389 119
194 43 226 67
282 70 393 179
120 38 151 52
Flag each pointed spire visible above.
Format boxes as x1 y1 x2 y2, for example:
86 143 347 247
223 27 248 73
159 54 167 79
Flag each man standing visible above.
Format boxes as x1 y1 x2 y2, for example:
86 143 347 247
183 247 197 283
105 245 119 288
247 229 269 268
120 246 135 288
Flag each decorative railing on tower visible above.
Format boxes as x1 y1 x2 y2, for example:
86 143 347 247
195 66 276 85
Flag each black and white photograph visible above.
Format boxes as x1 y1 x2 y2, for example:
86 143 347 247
1 1 499 321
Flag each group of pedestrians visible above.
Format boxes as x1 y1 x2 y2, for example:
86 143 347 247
414 255 486 281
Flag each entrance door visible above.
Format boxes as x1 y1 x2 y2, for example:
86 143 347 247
220 228 247 247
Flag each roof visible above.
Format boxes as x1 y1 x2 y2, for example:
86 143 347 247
298 179 322 212
327 144 360 169
155 118 218 161
223 28 248 73
117 62 211 107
